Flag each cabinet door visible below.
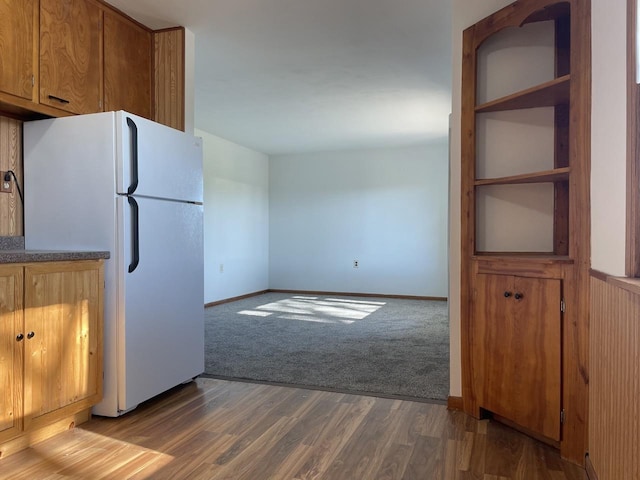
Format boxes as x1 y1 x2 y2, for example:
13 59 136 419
473 274 561 440
0 266 23 444
104 10 152 118
23 261 102 431
0 0 37 101
39 0 102 114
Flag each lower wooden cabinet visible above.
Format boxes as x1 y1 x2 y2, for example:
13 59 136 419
0 265 24 445
472 273 562 441
0 260 103 456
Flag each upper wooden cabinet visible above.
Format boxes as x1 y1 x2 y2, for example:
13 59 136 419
104 11 152 118
0 0 37 102
39 0 103 114
0 0 184 127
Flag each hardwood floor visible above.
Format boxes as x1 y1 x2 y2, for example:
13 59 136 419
0 378 584 479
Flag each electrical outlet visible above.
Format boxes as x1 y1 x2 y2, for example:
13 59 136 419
353 260 359 268
0 171 11 194
219 263 224 273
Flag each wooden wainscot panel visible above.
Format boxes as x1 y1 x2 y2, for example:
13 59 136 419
0 116 24 235
589 273 640 479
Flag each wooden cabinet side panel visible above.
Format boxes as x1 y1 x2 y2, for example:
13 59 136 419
561 0 591 464
0 0 36 101
460 24 479 416
39 0 103 114
0 266 23 444
154 28 185 131
103 11 152 118
23 261 103 429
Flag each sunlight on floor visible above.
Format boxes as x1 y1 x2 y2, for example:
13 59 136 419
237 296 386 324
237 310 273 317
10 428 176 479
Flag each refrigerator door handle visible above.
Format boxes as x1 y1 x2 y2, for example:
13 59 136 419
126 117 139 195
128 196 140 273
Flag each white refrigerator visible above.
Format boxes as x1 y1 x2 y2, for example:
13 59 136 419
24 111 204 417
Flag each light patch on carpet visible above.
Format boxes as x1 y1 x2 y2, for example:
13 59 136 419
238 310 273 317
242 297 386 323
326 298 386 306
278 314 355 324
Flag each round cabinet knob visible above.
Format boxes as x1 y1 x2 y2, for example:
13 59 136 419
504 291 512 298
16 333 24 341
27 332 35 339
514 292 523 300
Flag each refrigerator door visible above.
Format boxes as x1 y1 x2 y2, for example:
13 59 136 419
116 111 203 203
116 195 204 412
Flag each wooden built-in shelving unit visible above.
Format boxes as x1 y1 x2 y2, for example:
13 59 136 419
460 0 591 466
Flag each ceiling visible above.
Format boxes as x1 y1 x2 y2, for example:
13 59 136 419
106 0 452 155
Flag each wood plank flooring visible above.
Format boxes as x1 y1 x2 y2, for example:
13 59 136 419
0 378 585 479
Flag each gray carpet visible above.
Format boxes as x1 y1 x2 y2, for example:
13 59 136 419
204 292 449 401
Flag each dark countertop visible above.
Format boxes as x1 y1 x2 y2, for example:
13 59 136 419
0 237 109 264
0 249 110 264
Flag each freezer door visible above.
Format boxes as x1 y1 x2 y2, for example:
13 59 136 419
116 111 203 203
116 195 204 412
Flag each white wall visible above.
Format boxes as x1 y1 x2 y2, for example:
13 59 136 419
269 143 449 297
591 0 627 276
197 129 270 304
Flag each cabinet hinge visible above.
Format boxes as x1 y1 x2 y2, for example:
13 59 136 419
560 298 566 313
31 75 35 87
560 409 566 424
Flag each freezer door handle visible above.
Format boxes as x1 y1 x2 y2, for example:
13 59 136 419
128 196 140 273
126 117 139 195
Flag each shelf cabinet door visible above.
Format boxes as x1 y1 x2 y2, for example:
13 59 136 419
104 10 152 119
39 0 102 114
0 266 24 444
473 273 561 440
0 0 37 101
23 261 102 431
